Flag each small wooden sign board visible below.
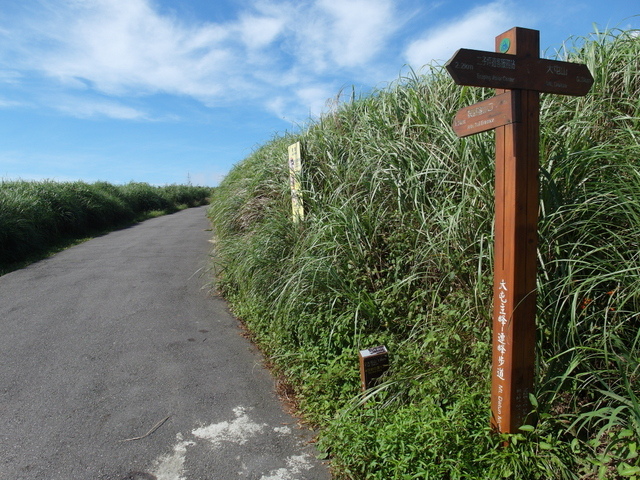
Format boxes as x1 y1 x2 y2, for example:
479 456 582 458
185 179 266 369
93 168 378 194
452 91 519 137
445 27 594 434
359 345 389 391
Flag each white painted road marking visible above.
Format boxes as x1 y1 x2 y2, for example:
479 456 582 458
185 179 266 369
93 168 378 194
151 406 315 480
192 406 266 446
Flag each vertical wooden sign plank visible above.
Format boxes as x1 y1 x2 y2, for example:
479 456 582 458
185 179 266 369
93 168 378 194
288 142 304 223
490 27 539 434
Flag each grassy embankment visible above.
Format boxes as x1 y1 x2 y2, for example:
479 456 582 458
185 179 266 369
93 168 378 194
208 28 640 479
0 180 212 274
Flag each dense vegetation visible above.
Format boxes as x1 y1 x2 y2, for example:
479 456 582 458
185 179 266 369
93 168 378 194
208 28 640 479
0 180 212 271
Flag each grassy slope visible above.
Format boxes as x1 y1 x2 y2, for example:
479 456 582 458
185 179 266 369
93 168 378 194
0 180 213 273
208 29 640 479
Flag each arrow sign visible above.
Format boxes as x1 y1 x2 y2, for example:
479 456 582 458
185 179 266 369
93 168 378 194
452 91 519 137
446 48 594 96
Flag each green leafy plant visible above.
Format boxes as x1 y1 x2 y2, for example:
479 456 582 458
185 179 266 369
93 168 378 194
0 180 212 272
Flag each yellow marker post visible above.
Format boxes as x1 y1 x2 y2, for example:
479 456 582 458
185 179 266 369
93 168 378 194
288 142 304 223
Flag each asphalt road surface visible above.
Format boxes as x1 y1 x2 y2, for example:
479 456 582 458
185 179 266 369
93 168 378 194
0 206 330 480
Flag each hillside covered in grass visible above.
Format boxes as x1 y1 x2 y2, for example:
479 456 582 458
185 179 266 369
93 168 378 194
0 180 212 272
208 28 640 479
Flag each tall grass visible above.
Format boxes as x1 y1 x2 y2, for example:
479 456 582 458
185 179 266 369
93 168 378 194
209 28 640 479
0 180 212 270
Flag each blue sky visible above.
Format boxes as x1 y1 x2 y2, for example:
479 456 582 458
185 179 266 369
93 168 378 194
0 1 638 186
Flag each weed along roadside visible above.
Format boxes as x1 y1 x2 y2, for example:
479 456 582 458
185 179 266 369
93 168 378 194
0 180 213 275
208 26 640 480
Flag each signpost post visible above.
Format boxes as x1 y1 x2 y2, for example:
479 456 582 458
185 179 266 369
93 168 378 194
445 27 593 434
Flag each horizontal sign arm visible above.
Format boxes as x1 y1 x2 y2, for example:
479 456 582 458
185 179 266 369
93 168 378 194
452 91 520 137
446 49 594 96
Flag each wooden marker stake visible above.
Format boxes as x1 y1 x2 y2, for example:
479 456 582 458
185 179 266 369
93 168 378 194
288 142 304 223
446 27 593 434
359 346 389 391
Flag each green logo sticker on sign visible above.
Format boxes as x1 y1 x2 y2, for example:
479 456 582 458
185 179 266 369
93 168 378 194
499 38 511 53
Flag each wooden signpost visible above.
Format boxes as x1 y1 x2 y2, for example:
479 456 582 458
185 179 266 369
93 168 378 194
445 27 593 434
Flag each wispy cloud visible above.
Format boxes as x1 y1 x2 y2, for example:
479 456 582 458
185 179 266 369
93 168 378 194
238 12 286 50
0 0 407 119
0 0 550 121
0 70 23 84
295 0 399 70
52 97 148 120
404 0 518 67
0 97 25 109
33 0 233 99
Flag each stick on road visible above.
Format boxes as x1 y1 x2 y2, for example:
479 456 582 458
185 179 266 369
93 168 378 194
0 206 329 480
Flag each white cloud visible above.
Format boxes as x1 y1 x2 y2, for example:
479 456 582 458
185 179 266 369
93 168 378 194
287 0 400 73
53 97 148 120
0 97 24 109
404 0 517 67
40 0 233 99
265 96 289 119
315 0 397 67
239 14 286 50
0 70 22 84
264 83 342 121
296 85 338 117
0 0 405 120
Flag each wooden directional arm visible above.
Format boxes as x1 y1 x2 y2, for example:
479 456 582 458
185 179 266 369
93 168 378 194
452 91 520 137
446 48 593 96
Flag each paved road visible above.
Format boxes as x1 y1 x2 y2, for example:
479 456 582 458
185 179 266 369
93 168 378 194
0 206 330 480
